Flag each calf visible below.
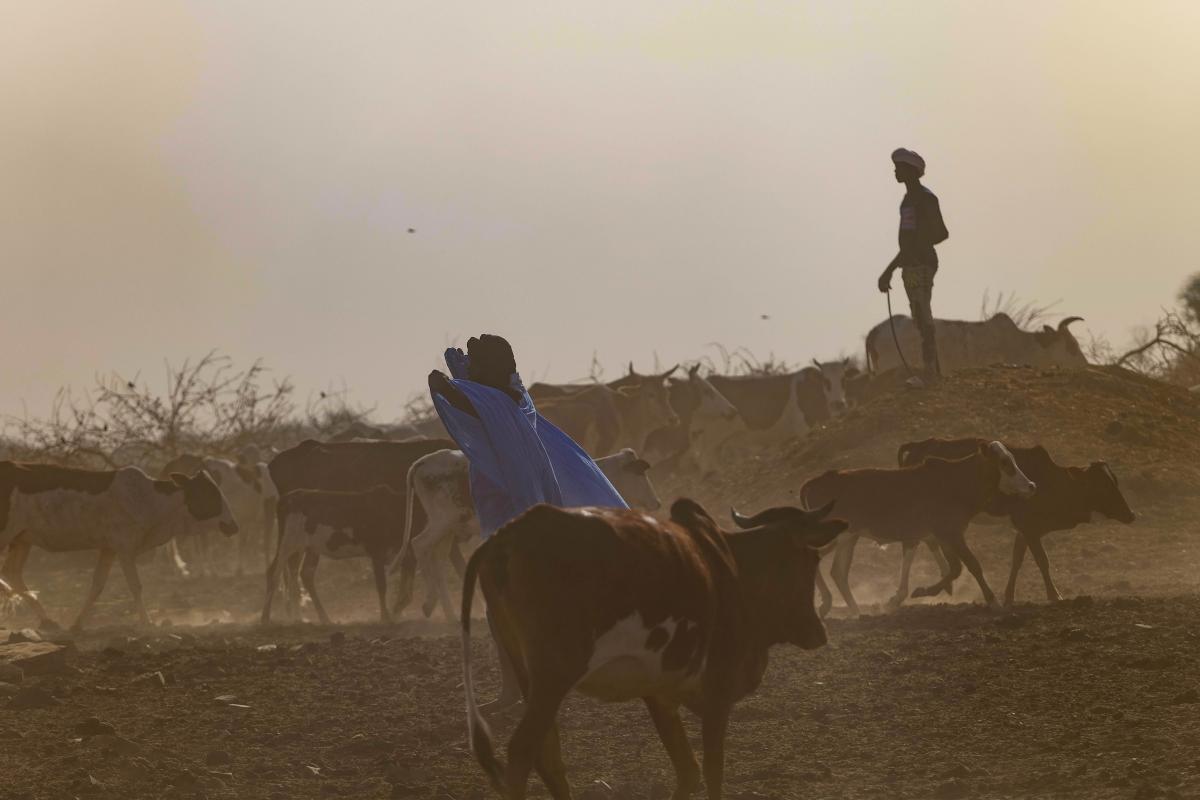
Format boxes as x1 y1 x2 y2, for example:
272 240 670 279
269 437 456 610
262 485 406 625
898 437 1135 605
0 462 237 631
396 448 661 620
800 442 1035 616
461 498 847 799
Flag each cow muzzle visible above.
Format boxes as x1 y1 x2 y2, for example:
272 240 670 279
220 521 240 537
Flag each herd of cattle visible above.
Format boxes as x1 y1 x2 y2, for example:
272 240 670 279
0 313 1128 797
0 311 1102 632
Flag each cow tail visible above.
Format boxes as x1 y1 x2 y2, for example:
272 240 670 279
461 544 506 795
398 460 418 570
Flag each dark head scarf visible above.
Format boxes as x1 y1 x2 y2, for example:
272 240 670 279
466 334 518 392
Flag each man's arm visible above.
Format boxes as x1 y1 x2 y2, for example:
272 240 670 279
879 253 904 293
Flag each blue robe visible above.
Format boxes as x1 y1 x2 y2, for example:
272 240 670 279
432 375 627 538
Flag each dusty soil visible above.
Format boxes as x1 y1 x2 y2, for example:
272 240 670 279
3 365 1199 799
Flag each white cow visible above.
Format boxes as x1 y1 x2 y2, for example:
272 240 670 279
160 455 278 577
866 313 1087 375
0 462 238 630
395 448 661 621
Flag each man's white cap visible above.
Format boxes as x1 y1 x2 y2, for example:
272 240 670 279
891 148 926 176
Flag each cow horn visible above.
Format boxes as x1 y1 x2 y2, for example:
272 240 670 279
811 358 821 369
802 499 837 521
624 458 652 475
729 508 756 529
659 364 680 379
688 364 701 378
1058 316 1084 332
628 361 636 376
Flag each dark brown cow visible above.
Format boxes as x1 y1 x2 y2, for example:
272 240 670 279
460 498 847 799
801 442 1036 616
262 485 407 624
897 437 1135 605
267 438 455 614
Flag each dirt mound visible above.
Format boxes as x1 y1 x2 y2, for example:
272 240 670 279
696 365 1200 515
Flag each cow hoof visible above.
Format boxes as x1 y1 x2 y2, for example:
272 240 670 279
910 587 932 599
885 596 905 612
421 600 437 619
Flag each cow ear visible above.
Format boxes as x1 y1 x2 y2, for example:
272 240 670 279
688 364 701 379
169 472 189 488
624 458 652 476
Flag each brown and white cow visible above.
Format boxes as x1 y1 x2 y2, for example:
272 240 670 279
897 437 1135 605
866 312 1087 375
460 498 847 799
262 485 407 625
665 360 855 472
0 462 237 631
396 448 661 621
800 442 1036 616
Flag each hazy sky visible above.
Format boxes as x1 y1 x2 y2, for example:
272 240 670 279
4 2 1199 421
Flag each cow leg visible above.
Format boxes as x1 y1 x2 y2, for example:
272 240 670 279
280 552 302 620
1025 533 1063 603
449 541 466 579
533 722 571 800
298 552 332 625
925 537 953 585
371 556 392 624
1004 533 1028 607
166 538 191 578
505 676 572 800
700 705 731 800
887 541 920 611
390 545 419 616
829 534 861 617
943 531 999 608
117 552 152 627
411 520 454 621
912 544 963 599
3 542 55 628
261 538 294 625
261 498 276 572
645 698 701 799
70 548 116 632
814 569 834 619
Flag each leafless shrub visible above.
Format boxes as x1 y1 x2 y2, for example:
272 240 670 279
1107 311 1200 384
4 352 329 469
302 382 375 438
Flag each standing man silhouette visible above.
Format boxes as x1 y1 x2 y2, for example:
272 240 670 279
877 148 949 384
